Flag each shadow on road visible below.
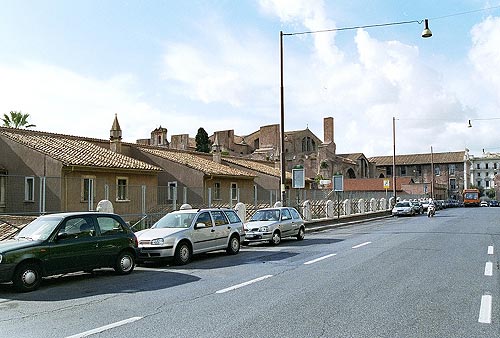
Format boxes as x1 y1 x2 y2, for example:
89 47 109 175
0 268 200 301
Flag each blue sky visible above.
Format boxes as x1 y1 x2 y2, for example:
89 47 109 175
1 0 500 157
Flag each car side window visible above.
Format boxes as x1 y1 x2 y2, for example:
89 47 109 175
224 210 242 223
195 212 213 227
211 211 229 226
96 216 126 236
281 209 292 221
58 216 95 240
289 208 301 220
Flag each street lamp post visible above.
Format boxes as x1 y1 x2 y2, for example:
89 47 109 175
393 117 397 203
279 19 432 206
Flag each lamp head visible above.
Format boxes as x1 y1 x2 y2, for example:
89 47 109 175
421 19 432 38
468 120 472 128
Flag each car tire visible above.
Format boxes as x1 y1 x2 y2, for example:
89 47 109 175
296 227 305 241
270 231 281 245
226 235 240 255
13 262 42 292
114 251 135 275
174 241 192 265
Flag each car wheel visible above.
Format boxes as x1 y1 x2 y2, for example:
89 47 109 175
174 241 192 265
296 227 305 241
13 262 42 292
114 251 135 275
270 231 281 245
226 235 240 255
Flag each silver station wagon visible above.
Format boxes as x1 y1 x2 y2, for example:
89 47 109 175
136 207 245 265
243 207 305 245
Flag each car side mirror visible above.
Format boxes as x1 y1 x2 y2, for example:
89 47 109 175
195 223 207 229
56 232 69 241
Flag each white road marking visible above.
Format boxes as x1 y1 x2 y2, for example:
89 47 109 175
488 246 494 255
216 275 273 294
304 253 337 265
485 262 493 276
352 241 372 249
478 295 492 324
66 317 143 338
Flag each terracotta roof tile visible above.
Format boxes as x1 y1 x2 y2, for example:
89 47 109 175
0 127 162 171
369 151 466 166
138 147 255 178
223 157 292 179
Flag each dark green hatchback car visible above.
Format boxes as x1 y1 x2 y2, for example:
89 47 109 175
0 212 138 292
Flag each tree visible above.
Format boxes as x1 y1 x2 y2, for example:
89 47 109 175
2 111 36 128
195 127 212 153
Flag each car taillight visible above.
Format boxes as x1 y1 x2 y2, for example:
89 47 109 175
133 236 138 247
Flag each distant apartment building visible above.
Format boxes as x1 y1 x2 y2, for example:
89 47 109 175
469 152 500 194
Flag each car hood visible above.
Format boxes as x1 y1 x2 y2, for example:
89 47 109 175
244 221 277 229
135 227 186 240
0 239 41 253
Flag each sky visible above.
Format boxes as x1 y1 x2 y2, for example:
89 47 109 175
1 0 500 158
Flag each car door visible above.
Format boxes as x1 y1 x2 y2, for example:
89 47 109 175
94 215 131 267
288 208 303 235
191 211 217 253
279 208 294 237
46 215 99 274
211 210 231 248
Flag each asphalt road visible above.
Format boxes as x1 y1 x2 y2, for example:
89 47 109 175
1 207 500 338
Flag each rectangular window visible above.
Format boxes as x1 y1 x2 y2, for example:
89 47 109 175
231 182 238 201
450 178 456 190
486 163 489 169
486 180 490 188
434 166 440 176
25 177 34 202
168 181 177 200
386 166 392 176
116 177 128 201
82 176 95 202
495 163 498 170
477 163 480 169
401 166 407 176
449 164 455 175
214 182 221 200
415 165 422 176
477 180 481 187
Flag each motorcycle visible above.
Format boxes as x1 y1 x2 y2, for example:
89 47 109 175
427 203 435 217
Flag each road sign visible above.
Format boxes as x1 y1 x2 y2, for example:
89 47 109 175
292 168 305 188
383 179 390 189
333 175 344 192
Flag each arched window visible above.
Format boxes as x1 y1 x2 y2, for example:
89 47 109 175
347 168 356 178
302 137 316 152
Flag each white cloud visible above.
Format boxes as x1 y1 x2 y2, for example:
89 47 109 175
0 62 165 142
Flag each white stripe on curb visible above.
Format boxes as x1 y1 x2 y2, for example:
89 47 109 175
216 275 273 294
66 317 143 338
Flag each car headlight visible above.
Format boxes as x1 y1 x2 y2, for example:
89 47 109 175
151 238 164 246
0 253 2 264
259 226 269 232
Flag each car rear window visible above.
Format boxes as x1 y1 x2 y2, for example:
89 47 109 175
224 210 242 223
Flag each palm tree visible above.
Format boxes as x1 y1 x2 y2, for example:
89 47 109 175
2 111 36 128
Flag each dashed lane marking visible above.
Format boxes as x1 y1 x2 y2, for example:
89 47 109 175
479 295 492 324
485 262 493 277
303 253 337 265
352 241 372 249
488 246 494 255
216 275 273 294
66 316 143 338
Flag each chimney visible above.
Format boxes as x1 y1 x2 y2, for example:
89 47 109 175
212 133 222 164
110 113 122 153
324 117 334 144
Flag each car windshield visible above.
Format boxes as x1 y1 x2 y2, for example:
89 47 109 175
152 212 196 229
249 209 280 222
395 202 410 207
15 216 63 241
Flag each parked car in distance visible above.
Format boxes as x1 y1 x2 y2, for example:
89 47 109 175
136 207 245 265
489 200 499 207
392 201 415 217
243 207 305 245
421 200 430 211
0 212 138 292
411 200 424 215
480 200 489 207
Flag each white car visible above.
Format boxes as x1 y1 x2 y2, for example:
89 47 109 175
392 201 415 216
243 207 305 245
136 207 245 265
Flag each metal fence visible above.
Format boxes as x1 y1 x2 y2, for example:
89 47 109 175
0 174 406 230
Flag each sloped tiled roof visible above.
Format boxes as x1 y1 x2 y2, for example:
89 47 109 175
138 147 255 178
337 153 364 162
369 151 466 166
222 157 292 180
344 177 414 191
0 127 161 171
